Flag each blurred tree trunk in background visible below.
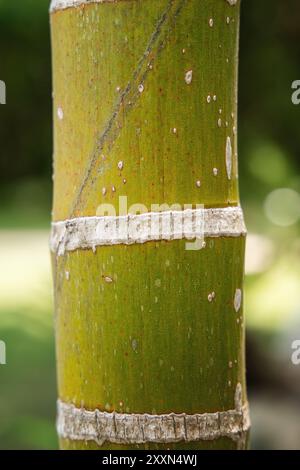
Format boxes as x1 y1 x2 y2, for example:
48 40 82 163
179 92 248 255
50 0 249 450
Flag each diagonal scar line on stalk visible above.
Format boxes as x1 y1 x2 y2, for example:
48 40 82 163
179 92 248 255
69 0 187 218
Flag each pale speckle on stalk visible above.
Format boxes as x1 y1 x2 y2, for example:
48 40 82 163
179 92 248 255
196 180 201 188
207 95 212 103
112 185 116 193
123 178 127 184
65 271 70 281
138 84 144 93
172 127 177 134
226 17 231 25
209 18 214 27
155 279 161 288
234 288 242 312
229 361 233 368
185 70 193 85
218 118 222 128
213 168 219 176
57 107 64 120
226 136 233 180
213 95 217 101
117 161 124 171
104 276 113 284
102 187 107 196
226 0 238 5
208 292 216 302
131 339 138 352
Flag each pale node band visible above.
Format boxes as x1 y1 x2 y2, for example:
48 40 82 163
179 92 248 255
50 0 238 13
50 206 246 256
57 385 250 446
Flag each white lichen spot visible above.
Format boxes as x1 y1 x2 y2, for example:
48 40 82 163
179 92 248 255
209 18 214 27
207 95 212 103
208 292 216 302
102 187 107 196
131 339 138 352
185 69 193 85
65 271 70 281
233 126 237 135
218 118 222 128
104 276 113 284
226 136 233 180
172 127 177 134
118 161 124 171
138 84 144 93
213 168 218 176
182 48 186 54
226 0 238 5
112 185 116 193
196 180 201 188
57 107 64 120
213 95 217 101
226 16 230 24
228 380 232 387
234 288 242 312
116 86 121 93
219 108 222 114
123 178 127 185
229 361 233 368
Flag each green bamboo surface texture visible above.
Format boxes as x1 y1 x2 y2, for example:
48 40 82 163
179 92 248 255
51 0 247 450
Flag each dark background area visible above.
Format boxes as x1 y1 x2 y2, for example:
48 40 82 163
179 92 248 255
0 0 300 449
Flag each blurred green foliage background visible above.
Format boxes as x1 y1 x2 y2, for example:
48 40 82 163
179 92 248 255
0 0 300 450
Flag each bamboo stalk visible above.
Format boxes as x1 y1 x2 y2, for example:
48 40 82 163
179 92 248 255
50 0 249 450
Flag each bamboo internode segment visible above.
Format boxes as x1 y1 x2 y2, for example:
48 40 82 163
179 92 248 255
57 384 250 446
50 207 246 256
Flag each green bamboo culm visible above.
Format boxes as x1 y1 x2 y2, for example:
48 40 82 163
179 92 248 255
50 0 249 450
